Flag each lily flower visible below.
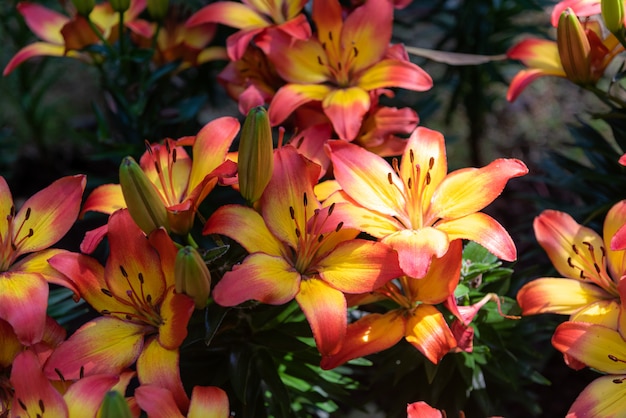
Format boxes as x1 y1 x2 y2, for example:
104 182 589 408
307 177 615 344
320 240 462 369
516 201 626 331
3 0 151 75
10 349 136 418
81 117 239 239
552 321 626 417
185 0 311 61
327 127 527 278
203 145 403 356
43 209 195 412
0 175 85 345
266 0 433 141
506 8 622 101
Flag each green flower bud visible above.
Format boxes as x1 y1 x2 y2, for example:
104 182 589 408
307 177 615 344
238 107 274 204
110 0 131 13
72 0 95 16
99 391 133 418
147 0 169 20
119 156 169 234
602 0 625 35
557 8 592 84
175 246 211 309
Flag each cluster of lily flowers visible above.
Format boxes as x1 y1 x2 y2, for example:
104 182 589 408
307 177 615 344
2 0 626 416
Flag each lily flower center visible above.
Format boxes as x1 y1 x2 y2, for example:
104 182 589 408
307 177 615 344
376 279 413 310
99 265 163 329
317 33 360 88
288 194 343 275
145 139 184 207
0 206 35 271
567 241 616 295
387 149 437 230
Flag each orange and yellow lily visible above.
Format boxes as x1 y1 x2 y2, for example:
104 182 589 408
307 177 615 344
266 0 432 141
552 321 626 417
185 0 311 61
517 201 626 330
0 175 85 345
44 209 195 412
203 145 403 356
4 0 151 75
320 240 462 369
327 127 527 278
81 117 239 239
506 8 623 101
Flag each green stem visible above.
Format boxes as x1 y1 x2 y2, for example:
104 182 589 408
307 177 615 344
86 17 115 56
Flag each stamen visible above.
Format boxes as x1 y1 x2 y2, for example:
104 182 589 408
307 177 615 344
18 398 27 411
328 31 333 41
120 265 128 278
410 149 415 163
303 192 308 207
353 46 358 57
328 202 335 216
387 173 393 185
101 288 113 297
80 366 84 379
317 56 323 65
429 157 435 169
289 206 295 219
39 399 45 413
335 222 343 232
54 368 66 382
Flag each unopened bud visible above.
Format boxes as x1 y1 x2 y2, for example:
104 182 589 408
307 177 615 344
238 107 274 204
110 0 131 13
72 0 95 16
602 0 625 35
175 246 211 309
147 0 169 20
99 391 133 418
557 8 592 84
119 156 169 234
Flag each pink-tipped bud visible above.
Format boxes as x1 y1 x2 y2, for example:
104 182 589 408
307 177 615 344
175 246 211 309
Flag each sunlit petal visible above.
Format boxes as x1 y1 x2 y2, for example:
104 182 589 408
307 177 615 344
506 67 565 102
212 253 301 306
186 2 269 29
3 42 68 76
320 311 405 370
296 278 346 356
566 375 626 418
135 385 184 418
188 386 230 418
0 272 48 345
517 278 614 315
405 304 456 364
157 287 194 350
382 227 449 279
64 374 120 417
81 184 126 217
269 84 331 126
605 200 626 278
358 59 433 92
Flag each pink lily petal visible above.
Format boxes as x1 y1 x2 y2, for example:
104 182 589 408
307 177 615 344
269 84 331 126
552 322 626 374
135 385 185 418
437 212 517 262
551 0 601 27
605 200 626 276
382 227 449 279
13 175 85 255
407 401 443 418
318 239 402 293
63 374 120 417
320 311 405 370
157 287 194 350
3 42 68 76
212 253 301 306
80 224 109 254
296 278 347 356
322 86 371 141
17 2 68 44
186 2 269 30
359 59 433 92
44 317 145 380
203 205 284 256
517 277 614 316
225 28 264 61
136 338 189 414
507 38 563 71
0 272 48 345
11 350 68 418
80 184 125 217
506 68 565 102
405 304 456 364
566 374 626 418
188 386 230 418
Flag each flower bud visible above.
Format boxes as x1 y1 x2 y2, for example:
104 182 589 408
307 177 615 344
557 8 592 84
602 0 625 35
147 0 169 20
72 0 95 16
175 246 211 309
110 0 131 13
99 391 133 418
238 106 274 204
119 156 169 234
